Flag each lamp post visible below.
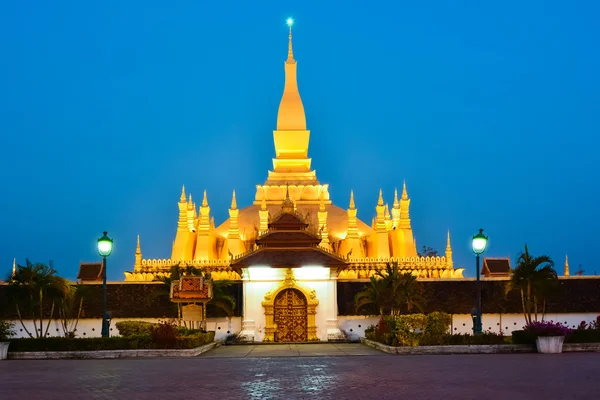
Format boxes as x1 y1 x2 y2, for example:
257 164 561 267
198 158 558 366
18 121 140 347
97 231 113 338
472 228 488 335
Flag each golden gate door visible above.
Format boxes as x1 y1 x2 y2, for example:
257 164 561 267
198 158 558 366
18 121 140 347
274 288 308 342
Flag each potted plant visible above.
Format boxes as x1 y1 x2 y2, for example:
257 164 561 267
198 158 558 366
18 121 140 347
0 320 15 360
524 320 572 354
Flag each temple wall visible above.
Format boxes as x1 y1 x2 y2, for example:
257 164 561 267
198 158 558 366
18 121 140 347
338 313 600 341
5 317 242 342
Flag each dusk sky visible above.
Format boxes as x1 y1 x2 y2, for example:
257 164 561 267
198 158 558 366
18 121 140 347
1 1 598 281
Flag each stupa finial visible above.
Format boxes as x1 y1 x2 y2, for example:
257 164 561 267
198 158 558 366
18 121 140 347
180 185 186 202
378 189 384 206
402 180 409 200
202 190 208 207
231 190 237 210
286 18 294 62
349 190 356 210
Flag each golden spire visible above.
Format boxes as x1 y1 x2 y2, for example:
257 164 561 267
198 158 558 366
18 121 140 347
287 18 294 62
564 255 570 276
231 190 237 210
349 190 356 210
202 190 208 207
282 184 294 213
12 258 16 278
378 189 384 206
135 235 142 269
180 185 186 202
276 18 306 131
392 188 400 228
187 194 193 210
402 180 408 200
445 231 453 269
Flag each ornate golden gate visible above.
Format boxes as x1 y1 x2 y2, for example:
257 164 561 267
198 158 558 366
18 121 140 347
274 288 308 342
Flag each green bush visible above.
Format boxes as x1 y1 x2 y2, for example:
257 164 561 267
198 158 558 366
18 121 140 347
565 329 600 343
512 330 537 345
395 314 428 346
8 331 216 352
115 321 156 337
425 312 452 336
0 320 15 341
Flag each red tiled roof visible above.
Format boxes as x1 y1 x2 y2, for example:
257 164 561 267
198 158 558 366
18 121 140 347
77 262 103 281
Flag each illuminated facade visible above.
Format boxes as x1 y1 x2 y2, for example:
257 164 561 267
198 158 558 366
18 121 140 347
124 23 464 342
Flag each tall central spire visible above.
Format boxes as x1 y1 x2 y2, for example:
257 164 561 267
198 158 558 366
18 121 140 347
266 18 317 186
276 18 306 131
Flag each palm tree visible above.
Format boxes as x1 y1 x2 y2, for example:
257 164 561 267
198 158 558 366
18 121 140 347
355 263 425 315
8 260 70 338
58 284 88 338
354 275 389 315
507 245 557 324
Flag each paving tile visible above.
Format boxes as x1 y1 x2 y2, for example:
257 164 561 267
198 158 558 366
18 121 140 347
0 349 597 399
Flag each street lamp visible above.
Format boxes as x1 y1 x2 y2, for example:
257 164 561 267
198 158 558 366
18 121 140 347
472 228 488 335
97 231 113 338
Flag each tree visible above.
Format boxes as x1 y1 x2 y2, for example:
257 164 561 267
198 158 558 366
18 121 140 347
58 284 88 338
8 260 70 338
355 263 425 315
506 245 557 324
418 246 439 258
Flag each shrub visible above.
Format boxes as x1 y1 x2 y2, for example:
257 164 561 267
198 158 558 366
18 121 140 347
524 320 572 337
150 321 179 349
7 331 216 352
0 320 15 341
566 329 600 344
425 312 452 336
512 330 536 345
115 321 156 337
394 314 428 346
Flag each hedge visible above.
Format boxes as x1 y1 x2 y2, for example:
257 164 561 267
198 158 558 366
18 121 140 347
8 331 215 352
512 329 600 345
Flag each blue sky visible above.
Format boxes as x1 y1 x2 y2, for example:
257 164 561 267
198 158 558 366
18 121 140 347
1 0 598 280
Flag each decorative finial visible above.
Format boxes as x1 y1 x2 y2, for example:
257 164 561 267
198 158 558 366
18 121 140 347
231 190 237 210
447 230 451 247
564 255 570 277
202 190 208 207
12 258 16 278
402 180 408 200
378 189 384 206
136 235 141 254
393 189 399 208
384 204 390 219
286 18 294 62
349 190 355 209
180 185 186 202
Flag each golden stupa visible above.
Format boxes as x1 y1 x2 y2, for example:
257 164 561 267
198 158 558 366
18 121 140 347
125 22 464 282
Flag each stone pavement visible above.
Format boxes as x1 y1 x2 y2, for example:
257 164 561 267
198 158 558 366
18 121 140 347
203 343 383 358
0 345 598 399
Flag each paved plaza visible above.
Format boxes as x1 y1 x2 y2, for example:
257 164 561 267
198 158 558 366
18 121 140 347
0 344 598 399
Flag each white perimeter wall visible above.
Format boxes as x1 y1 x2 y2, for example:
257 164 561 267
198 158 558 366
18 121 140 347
6 317 242 342
338 313 600 341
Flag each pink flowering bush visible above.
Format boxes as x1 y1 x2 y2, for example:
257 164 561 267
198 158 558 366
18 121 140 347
524 320 572 337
